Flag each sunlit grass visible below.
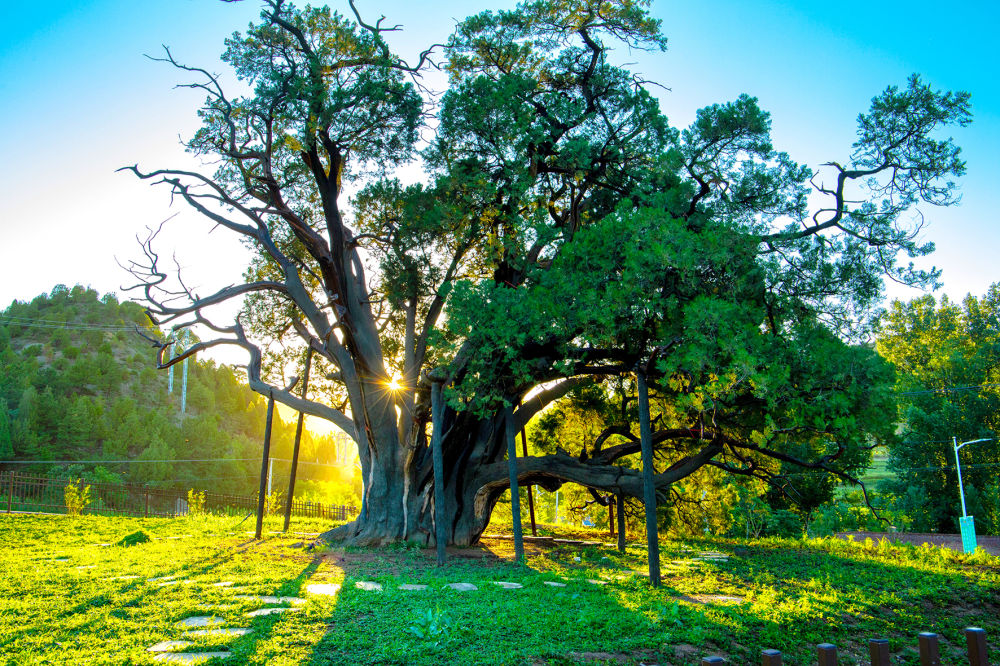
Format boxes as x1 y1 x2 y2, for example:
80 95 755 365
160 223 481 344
1 515 998 664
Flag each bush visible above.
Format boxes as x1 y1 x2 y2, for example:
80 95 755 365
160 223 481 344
119 530 151 547
64 480 92 516
187 489 206 516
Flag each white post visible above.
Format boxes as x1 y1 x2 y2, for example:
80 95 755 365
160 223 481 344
267 457 274 497
181 355 188 414
554 489 559 524
954 436 968 518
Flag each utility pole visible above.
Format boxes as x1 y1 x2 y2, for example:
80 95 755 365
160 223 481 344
505 406 525 563
637 369 661 587
256 376 298 540
520 419 537 536
430 380 448 565
283 348 312 532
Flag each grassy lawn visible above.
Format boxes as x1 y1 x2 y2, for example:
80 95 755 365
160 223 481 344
1 514 998 665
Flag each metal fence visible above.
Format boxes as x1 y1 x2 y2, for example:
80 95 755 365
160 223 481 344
0 471 355 521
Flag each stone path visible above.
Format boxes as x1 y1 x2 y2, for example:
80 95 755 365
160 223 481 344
142 552 740 662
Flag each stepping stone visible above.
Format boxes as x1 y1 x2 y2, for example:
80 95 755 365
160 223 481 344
543 581 567 588
493 582 523 589
398 584 428 591
76 565 97 570
176 616 225 628
233 595 305 605
443 583 477 591
149 576 179 582
354 581 383 592
586 579 609 585
305 583 341 596
245 607 301 617
148 640 194 652
105 575 141 581
211 582 234 588
158 580 183 587
153 652 231 663
187 628 252 638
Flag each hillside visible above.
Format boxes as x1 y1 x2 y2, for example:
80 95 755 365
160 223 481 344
0 284 359 502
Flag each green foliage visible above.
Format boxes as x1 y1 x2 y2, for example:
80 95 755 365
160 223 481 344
64 480 92 516
118 530 151 547
876 285 1000 533
186 489 206 516
0 286 360 506
0 398 12 459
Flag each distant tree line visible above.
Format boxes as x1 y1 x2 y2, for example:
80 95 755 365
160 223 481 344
0 285 360 503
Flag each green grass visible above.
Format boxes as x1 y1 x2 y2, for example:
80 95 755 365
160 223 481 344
1 514 998 665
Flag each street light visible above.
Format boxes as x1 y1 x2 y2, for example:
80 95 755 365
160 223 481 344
953 436 992 554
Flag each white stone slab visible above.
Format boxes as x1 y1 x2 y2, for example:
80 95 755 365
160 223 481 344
586 579 608 585
153 652 231 663
148 640 193 652
76 565 97 570
186 628 252 638
306 583 341 596
176 616 225 628
211 581 234 588
398 584 428 591
493 582 523 589
245 607 301 617
543 581 567 588
105 575 141 581
158 581 183 587
354 581 383 592
233 595 306 605
443 583 477 591
149 576 179 582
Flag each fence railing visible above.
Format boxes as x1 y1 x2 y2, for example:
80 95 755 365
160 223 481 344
701 627 989 665
0 471 356 522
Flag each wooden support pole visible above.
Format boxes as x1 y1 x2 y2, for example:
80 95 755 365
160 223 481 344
520 421 537 537
255 392 276 541
608 498 615 537
868 639 890 666
965 627 987 666
505 406 525 563
430 382 448 566
283 349 313 532
761 649 782 666
616 492 626 552
918 632 940 666
636 370 660 587
817 643 837 666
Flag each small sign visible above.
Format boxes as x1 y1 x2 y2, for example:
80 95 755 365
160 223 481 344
959 515 977 554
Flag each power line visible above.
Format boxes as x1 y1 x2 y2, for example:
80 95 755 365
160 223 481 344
0 457 347 467
0 314 153 332
0 458 256 464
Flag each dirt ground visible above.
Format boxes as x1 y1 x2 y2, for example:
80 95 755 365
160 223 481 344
837 531 1000 555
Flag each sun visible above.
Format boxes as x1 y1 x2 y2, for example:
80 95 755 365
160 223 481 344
386 376 403 392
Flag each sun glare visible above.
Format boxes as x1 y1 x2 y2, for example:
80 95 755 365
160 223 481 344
386 376 403 392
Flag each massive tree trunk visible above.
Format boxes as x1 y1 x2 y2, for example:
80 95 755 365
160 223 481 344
322 397 726 546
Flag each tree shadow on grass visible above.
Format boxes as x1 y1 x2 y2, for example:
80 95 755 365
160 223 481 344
297 537 1000 666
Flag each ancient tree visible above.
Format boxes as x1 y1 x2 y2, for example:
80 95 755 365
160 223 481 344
124 0 970 545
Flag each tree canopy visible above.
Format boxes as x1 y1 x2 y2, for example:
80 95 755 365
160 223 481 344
876 286 1000 533
124 0 971 545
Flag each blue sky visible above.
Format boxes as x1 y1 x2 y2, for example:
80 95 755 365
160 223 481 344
1 0 998 319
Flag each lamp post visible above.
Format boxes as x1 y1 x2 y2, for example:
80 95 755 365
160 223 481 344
953 436 992 554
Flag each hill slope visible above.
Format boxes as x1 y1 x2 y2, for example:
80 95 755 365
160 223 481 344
0 284 358 501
